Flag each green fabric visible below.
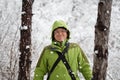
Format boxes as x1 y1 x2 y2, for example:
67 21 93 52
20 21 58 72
52 20 68 32
34 43 92 80
51 20 70 41
33 20 92 80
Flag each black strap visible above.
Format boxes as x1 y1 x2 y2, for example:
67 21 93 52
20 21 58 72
47 43 76 80
47 55 61 80
56 52 76 80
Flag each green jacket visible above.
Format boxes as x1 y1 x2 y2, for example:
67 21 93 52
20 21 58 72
33 20 92 80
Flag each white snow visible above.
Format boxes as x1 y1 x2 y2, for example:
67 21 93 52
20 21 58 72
0 0 120 80
94 50 98 54
20 26 28 30
26 45 30 49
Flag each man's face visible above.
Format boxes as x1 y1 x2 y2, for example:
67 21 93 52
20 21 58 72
54 28 67 42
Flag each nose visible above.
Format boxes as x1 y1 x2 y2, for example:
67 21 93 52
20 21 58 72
58 31 63 35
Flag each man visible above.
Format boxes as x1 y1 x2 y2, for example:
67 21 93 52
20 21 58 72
34 20 92 80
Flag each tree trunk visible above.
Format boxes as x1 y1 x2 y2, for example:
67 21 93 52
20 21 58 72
18 0 34 80
93 0 112 80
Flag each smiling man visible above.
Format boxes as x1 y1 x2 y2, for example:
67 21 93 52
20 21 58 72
33 20 92 80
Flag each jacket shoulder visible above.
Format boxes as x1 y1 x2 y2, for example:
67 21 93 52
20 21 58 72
69 43 80 48
44 45 52 50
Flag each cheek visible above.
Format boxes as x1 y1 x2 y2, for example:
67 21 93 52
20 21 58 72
54 35 57 39
54 35 60 40
64 33 67 38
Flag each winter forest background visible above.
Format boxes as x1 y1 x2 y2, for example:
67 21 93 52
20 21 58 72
0 0 120 80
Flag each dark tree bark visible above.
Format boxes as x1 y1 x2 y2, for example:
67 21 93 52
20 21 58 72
93 0 112 80
18 0 34 80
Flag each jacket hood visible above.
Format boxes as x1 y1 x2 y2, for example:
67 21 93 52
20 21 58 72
51 20 70 41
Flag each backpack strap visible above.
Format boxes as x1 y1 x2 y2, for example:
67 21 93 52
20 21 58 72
47 54 61 80
47 43 76 80
56 51 76 80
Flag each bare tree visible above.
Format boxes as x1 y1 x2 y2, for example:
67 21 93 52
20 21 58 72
92 0 112 80
18 0 34 80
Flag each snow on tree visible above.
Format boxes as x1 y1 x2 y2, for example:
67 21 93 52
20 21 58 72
18 0 34 80
93 0 112 80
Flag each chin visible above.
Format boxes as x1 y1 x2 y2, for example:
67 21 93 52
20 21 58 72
58 40 64 42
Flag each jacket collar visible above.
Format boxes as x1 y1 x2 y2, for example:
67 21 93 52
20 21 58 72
51 40 68 52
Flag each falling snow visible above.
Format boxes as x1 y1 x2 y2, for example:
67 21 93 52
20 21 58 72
0 0 120 80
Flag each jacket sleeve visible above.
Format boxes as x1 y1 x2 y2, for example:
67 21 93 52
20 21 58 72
33 48 48 80
78 47 92 80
